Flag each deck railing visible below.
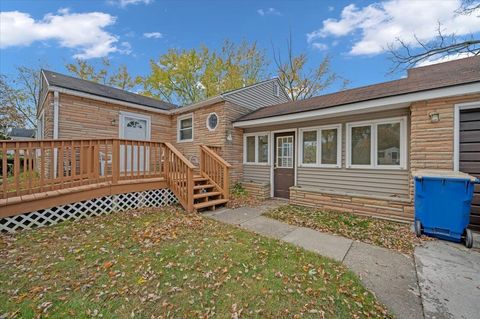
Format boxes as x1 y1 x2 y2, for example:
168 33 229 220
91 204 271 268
163 142 195 212
199 144 231 200
1 139 164 198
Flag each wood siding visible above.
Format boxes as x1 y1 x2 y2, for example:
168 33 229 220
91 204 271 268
223 80 289 110
245 108 410 198
243 164 270 184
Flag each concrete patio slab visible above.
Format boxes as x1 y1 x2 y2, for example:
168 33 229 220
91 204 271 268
282 227 353 262
415 241 480 319
344 241 423 319
205 206 264 225
240 216 298 239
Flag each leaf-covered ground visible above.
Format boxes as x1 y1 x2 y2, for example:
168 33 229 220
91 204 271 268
264 205 431 255
1 207 391 318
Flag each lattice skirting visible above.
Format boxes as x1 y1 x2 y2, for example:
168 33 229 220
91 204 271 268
1 188 178 233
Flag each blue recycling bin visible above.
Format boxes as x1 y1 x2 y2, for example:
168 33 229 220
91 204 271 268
414 171 478 247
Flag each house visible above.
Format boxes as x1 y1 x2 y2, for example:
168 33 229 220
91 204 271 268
7 128 35 140
2 56 478 233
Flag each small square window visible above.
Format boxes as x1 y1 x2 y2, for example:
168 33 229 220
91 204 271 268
178 114 193 142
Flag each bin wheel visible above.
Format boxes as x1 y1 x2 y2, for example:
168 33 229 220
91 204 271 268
414 220 422 237
465 229 473 249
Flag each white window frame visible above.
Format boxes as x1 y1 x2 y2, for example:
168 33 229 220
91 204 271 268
206 112 219 131
273 82 280 97
177 113 194 142
298 124 342 168
346 116 407 170
119 111 151 140
243 132 270 165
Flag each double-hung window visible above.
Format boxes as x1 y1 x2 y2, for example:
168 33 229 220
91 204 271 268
346 117 407 169
177 113 193 142
244 132 270 165
299 124 341 167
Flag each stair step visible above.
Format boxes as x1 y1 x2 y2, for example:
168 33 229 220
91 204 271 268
193 184 215 190
194 199 228 210
193 191 222 199
193 177 209 182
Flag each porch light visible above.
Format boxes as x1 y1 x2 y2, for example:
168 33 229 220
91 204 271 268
111 119 117 126
226 129 233 142
429 111 440 123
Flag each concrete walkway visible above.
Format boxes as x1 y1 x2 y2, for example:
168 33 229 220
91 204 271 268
205 201 423 319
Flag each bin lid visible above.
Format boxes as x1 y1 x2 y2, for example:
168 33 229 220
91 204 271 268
413 169 477 182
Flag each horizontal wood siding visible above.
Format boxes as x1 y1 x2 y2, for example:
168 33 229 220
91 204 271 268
243 165 270 184
245 108 410 198
298 168 409 197
224 80 289 110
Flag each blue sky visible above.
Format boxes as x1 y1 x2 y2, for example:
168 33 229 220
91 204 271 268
1 0 479 94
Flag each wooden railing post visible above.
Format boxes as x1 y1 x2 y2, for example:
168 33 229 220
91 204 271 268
223 166 229 200
187 168 194 212
112 139 120 184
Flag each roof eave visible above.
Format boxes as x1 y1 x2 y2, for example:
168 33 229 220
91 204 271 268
233 82 480 128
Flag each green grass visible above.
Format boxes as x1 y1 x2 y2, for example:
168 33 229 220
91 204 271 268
1 207 391 318
264 205 428 254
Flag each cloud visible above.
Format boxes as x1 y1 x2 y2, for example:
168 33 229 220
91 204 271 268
143 32 163 39
307 0 480 55
110 0 153 8
328 6 335 12
257 7 281 16
415 52 474 67
311 42 328 51
0 9 122 59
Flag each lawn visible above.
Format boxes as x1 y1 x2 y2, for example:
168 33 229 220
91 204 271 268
1 207 391 318
264 205 428 255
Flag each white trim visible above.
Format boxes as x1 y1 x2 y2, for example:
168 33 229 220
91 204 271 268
298 124 342 168
119 111 152 140
171 96 223 114
177 113 194 142
269 129 297 198
243 132 270 165
454 101 480 171
206 112 219 131
36 110 45 140
48 86 171 115
233 82 480 128
346 116 407 170
53 91 59 178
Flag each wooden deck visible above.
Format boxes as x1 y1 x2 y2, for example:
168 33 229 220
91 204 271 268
1 139 231 219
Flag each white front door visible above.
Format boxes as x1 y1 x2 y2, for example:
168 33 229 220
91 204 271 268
120 113 151 173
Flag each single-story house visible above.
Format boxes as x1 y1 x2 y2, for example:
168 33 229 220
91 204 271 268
7 128 36 140
36 56 480 229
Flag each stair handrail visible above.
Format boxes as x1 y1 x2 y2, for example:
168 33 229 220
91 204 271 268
199 144 232 200
163 142 195 212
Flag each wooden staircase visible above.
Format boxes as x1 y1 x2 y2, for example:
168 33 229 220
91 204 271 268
192 175 228 211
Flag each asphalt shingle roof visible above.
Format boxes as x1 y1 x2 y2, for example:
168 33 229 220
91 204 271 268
42 70 177 111
236 56 480 122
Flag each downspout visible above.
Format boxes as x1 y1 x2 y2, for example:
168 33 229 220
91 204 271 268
53 91 59 178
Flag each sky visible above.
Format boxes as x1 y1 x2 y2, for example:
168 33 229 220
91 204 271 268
1 0 479 95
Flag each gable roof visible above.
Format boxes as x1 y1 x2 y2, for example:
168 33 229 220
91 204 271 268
42 70 177 111
236 56 480 122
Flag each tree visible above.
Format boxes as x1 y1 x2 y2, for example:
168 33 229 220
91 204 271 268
388 0 479 72
139 40 267 105
65 58 136 90
0 66 40 135
273 34 347 100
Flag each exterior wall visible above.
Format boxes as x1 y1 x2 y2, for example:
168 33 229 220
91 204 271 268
243 181 270 200
223 79 289 110
290 187 413 222
244 108 410 199
243 164 270 184
40 92 54 139
56 93 172 142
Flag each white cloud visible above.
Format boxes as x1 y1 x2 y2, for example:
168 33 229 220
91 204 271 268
257 7 281 16
111 0 153 8
415 52 474 67
0 9 122 59
312 42 328 51
307 0 480 55
328 6 335 12
143 32 163 39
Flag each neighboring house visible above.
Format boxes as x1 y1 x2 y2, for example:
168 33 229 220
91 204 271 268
35 56 480 229
7 128 36 140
